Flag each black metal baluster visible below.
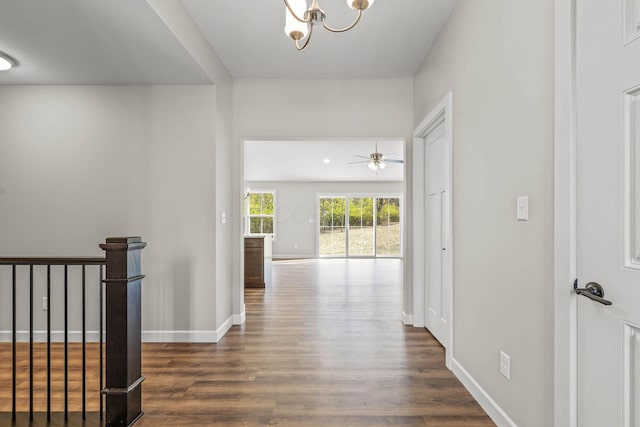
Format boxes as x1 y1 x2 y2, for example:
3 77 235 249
99 264 104 420
29 264 33 422
64 265 68 420
12 265 16 422
82 264 86 421
47 264 51 420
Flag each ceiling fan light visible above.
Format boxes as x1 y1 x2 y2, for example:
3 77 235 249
379 161 386 170
347 0 374 10
285 0 309 40
368 161 377 171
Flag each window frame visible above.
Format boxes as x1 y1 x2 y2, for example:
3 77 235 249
245 189 277 241
316 192 403 258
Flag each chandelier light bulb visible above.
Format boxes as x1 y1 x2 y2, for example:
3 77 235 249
283 0 374 50
285 0 309 40
347 0 375 10
0 52 16 71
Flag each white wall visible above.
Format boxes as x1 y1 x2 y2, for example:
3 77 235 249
244 181 403 258
147 0 236 333
233 78 414 318
413 0 554 425
0 85 225 341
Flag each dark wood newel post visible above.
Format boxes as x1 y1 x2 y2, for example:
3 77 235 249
100 237 147 427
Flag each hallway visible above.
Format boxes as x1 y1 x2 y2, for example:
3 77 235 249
137 258 493 426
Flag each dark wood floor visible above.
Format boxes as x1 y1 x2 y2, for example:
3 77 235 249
1 258 493 426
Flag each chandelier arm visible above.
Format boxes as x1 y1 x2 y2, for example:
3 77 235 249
284 0 309 23
295 22 314 51
321 8 362 33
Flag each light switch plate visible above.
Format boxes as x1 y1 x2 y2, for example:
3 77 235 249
500 350 511 380
517 196 529 221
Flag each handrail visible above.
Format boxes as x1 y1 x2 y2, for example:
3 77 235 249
0 257 105 265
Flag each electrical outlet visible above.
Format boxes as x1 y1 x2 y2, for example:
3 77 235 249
500 351 511 380
42 296 48 311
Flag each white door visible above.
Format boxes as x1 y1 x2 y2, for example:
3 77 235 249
576 0 640 425
425 121 450 347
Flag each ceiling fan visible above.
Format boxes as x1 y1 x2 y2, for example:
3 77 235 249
349 142 404 172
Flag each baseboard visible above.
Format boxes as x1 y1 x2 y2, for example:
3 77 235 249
402 311 413 325
0 330 101 343
452 358 517 427
215 316 234 342
141 330 217 343
143 317 234 343
272 254 316 259
2 320 236 344
233 311 246 325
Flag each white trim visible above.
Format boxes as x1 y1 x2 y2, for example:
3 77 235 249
624 0 640 45
272 254 316 259
233 311 246 325
143 317 234 343
0 330 102 343
554 0 578 426
452 358 517 427
412 91 454 369
623 85 640 270
622 321 640 427
141 330 217 343
402 311 413 325
245 188 277 241
1 320 235 344
215 315 234 341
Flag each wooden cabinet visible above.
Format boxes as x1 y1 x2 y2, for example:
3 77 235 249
244 236 272 288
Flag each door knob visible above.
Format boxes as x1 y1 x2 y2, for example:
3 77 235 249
573 280 613 306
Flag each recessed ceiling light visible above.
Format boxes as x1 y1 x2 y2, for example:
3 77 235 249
323 158 331 164
0 51 17 71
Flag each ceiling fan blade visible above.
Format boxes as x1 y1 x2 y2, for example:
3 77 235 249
384 159 404 164
353 155 370 159
348 160 370 164
383 153 401 159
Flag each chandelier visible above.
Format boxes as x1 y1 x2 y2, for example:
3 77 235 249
284 0 375 51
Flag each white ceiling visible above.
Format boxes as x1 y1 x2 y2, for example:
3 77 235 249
0 1 211 85
244 140 404 182
0 0 457 83
183 0 458 78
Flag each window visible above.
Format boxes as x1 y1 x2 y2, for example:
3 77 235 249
246 190 276 239
318 194 402 257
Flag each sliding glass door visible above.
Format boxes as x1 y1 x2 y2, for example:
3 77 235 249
348 197 375 256
318 195 401 257
318 197 346 256
376 198 401 256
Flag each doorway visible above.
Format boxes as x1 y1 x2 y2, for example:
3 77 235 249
555 0 640 425
412 92 453 367
239 139 407 322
